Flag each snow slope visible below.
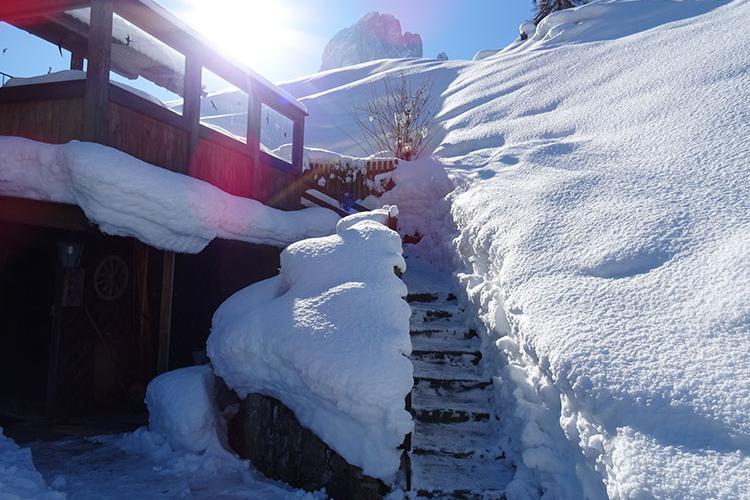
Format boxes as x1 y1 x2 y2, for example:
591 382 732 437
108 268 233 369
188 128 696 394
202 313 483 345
277 0 750 497
0 137 338 253
208 209 412 480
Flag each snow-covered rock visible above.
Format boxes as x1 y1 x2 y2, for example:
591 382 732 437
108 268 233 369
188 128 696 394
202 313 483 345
320 12 423 71
208 210 412 480
0 137 339 253
145 365 223 454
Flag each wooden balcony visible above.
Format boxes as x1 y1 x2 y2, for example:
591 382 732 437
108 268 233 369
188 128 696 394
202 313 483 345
0 0 307 210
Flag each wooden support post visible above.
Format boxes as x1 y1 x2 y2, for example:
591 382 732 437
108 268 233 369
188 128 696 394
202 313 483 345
70 52 84 71
247 90 262 199
182 54 203 175
156 250 175 374
292 118 305 176
83 0 113 143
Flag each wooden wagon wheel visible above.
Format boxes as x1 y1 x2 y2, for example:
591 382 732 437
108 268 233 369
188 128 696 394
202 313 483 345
93 255 129 301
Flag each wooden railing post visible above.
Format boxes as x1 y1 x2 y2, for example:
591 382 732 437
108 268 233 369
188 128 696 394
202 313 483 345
83 0 113 143
182 53 203 175
292 117 305 176
246 88 262 200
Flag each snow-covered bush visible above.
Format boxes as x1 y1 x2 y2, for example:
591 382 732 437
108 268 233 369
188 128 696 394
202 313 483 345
207 208 412 480
354 74 435 161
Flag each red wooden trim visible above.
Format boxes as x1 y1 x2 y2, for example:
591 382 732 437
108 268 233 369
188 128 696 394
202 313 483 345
0 0 90 20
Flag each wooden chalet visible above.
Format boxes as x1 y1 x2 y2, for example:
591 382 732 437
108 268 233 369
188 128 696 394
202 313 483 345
0 0 311 420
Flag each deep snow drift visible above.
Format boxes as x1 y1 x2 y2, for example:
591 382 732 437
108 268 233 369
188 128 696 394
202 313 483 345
208 208 412 480
275 0 750 497
0 137 338 253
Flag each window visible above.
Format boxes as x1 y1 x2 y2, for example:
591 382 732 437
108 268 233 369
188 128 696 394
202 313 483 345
199 67 248 143
109 13 185 113
261 103 294 163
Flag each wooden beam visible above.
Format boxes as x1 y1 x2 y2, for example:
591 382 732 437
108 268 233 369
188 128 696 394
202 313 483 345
156 250 175 374
0 196 90 231
182 53 202 175
83 0 113 143
0 0 89 21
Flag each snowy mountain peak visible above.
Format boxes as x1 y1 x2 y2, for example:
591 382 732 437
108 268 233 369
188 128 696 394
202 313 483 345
320 12 423 71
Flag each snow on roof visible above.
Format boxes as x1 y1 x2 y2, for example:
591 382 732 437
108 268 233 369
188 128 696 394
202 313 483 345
208 209 412 480
0 136 338 252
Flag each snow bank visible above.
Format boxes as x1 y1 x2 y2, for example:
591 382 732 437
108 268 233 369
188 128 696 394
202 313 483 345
363 157 454 268
0 137 338 253
0 428 63 499
443 0 750 497
208 211 412 480
145 365 223 454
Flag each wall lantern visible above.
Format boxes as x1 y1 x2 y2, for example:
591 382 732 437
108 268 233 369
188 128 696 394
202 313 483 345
58 241 83 269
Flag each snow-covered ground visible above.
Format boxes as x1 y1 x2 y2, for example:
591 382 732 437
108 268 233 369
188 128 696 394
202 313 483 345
0 427 320 499
2 0 748 497
273 0 750 497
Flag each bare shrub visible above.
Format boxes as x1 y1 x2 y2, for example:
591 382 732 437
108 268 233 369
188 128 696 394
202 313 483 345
353 74 435 161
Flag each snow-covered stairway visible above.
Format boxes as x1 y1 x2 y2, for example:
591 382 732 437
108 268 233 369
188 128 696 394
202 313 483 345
403 259 514 499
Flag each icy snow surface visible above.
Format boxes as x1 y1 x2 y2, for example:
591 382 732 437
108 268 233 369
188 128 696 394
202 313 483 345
0 428 62 499
0 137 338 253
208 210 412 480
276 0 750 497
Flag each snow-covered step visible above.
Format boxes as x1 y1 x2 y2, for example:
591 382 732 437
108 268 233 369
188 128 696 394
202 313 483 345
406 292 457 304
411 333 481 353
411 349 481 366
409 325 479 339
410 355 484 381
410 306 462 324
412 377 492 413
412 420 498 455
410 452 513 496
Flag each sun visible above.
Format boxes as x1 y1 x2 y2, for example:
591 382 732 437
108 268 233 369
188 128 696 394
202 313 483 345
184 0 294 72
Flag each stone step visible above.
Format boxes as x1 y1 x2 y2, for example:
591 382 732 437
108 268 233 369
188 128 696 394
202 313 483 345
410 452 513 495
412 407 491 424
406 292 457 304
410 306 463 325
412 377 492 413
410 326 479 341
411 333 481 353
412 419 498 455
411 349 481 366
406 292 439 303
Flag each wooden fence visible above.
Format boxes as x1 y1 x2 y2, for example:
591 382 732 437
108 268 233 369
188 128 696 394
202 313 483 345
303 158 399 206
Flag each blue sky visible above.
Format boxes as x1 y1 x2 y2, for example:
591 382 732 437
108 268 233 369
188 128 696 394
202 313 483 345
0 0 533 85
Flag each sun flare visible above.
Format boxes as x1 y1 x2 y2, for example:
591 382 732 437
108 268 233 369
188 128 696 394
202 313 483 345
185 0 294 71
